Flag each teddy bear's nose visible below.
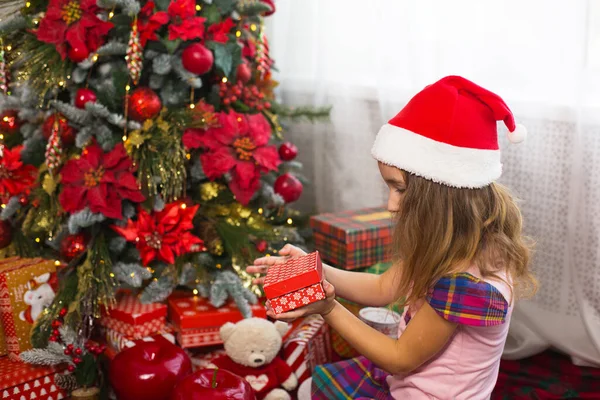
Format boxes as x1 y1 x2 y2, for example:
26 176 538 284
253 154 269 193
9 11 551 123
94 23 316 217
254 358 262 363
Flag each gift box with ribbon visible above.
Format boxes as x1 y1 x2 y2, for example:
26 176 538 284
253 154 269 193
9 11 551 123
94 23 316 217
264 251 325 314
100 294 167 339
310 207 394 270
282 315 332 384
168 294 267 348
0 258 58 359
0 357 67 400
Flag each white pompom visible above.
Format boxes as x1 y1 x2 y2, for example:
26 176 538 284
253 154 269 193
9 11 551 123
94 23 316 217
508 123 527 144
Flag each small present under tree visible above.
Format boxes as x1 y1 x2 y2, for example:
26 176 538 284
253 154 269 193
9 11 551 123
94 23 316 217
0 0 329 389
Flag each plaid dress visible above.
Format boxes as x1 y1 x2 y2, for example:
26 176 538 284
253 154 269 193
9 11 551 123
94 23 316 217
312 272 510 399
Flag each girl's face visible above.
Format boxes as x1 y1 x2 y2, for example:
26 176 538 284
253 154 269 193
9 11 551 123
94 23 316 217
378 162 406 213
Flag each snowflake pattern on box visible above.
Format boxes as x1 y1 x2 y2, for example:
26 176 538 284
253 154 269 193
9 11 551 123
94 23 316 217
270 283 325 314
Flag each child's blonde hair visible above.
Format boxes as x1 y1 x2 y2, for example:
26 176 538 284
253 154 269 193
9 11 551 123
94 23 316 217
392 170 536 306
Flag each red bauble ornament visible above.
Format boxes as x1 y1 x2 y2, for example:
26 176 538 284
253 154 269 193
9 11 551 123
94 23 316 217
171 369 256 400
128 87 162 121
236 62 252 84
42 114 76 146
0 220 12 249
0 110 21 135
274 173 303 203
75 88 97 109
109 341 192 400
60 233 88 262
255 240 268 253
68 44 90 63
182 43 214 75
278 142 298 161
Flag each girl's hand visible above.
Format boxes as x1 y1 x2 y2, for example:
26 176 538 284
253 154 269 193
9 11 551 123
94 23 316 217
266 280 336 323
246 244 307 285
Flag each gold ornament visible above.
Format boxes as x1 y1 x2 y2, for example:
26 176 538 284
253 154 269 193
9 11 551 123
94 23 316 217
209 239 224 256
42 173 57 195
200 182 224 201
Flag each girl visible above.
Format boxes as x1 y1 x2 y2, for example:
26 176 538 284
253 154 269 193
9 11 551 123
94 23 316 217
248 76 536 400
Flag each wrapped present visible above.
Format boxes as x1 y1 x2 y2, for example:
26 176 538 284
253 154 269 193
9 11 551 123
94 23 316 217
0 258 58 359
310 207 393 270
0 357 67 400
189 348 227 371
330 298 363 359
106 326 175 353
264 252 325 314
100 294 167 339
168 295 267 348
282 315 332 384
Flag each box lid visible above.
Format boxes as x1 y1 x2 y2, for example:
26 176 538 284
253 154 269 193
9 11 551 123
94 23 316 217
105 294 167 325
310 207 393 243
168 295 267 330
0 357 57 390
263 252 323 299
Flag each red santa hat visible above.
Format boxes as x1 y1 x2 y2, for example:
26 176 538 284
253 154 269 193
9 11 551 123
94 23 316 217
371 76 526 188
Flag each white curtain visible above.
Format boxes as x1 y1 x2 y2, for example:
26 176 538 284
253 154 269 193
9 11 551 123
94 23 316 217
268 0 600 366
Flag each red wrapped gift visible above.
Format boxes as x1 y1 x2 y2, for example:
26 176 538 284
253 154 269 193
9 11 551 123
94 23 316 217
0 357 67 400
106 326 175 353
264 252 325 314
168 295 267 348
310 207 393 270
100 294 167 339
282 315 332 384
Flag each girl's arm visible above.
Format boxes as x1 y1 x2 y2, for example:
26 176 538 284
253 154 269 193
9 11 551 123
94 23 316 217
267 281 457 375
247 245 399 307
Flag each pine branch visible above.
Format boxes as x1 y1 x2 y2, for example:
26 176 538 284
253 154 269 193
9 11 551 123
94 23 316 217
68 208 106 234
97 41 128 56
210 270 257 318
20 347 71 366
172 57 202 88
50 100 92 125
178 262 197 285
58 326 78 346
152 54 172 75
0 196 21 220
114 262 152 287
140 274 175 303
0 13 26 35
236 0 272 16
272 103 332 123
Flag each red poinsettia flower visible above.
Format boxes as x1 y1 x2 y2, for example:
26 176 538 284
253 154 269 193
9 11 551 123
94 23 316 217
112 202 204 265
0 146 37 203
36 0 114 60
137 1 169 47
167 0 206 41
182 111 280 205
207 18 235 43
59 143 145 219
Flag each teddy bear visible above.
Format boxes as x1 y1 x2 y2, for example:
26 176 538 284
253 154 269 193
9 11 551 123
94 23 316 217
211 318 298 400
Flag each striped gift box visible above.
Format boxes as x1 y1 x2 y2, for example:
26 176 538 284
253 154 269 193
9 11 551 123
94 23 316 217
282 315 332 384
310 207 394 270
100 294 167 339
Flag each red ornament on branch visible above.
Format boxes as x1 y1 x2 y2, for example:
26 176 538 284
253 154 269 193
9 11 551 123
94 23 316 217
182 43 214 75
67 44 89 63
0 110 21 135
128 87 162 121
236 62 252 84
0 220 13 249
255 240 268 253
112 202 204 265
274 173 303 203
74 88 97 109
278 142 298 161
60 233 88 261
42 114 76 146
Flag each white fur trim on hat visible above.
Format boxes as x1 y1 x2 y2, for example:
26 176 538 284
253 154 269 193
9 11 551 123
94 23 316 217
371 124 502 188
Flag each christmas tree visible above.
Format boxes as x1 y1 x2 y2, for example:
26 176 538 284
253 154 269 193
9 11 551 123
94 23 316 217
0 0 328 356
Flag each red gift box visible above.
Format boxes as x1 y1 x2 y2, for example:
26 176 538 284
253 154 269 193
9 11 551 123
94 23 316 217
168 295 267 348
189 349 227 371
0 357 67 400
264 252 325 314
106 326 175 353
282 315 332 384
100 294 167 339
